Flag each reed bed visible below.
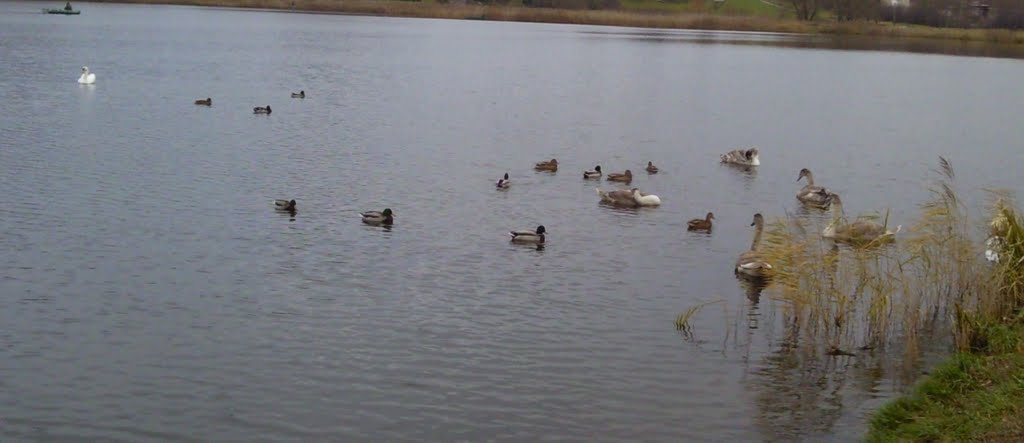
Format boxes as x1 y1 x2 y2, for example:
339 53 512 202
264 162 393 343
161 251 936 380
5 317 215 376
89 0 1024 44
713 157 1024 359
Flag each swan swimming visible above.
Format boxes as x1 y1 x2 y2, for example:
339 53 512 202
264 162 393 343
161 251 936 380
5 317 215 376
77 66 95 84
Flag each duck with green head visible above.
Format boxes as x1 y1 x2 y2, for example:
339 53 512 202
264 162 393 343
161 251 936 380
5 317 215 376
360 208 394 225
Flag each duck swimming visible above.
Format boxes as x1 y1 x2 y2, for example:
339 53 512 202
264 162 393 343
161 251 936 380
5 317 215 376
291 90 305 98
646 161 659 174
274 199 296 211
195 97 212 106
360 208 394 225
735 213 772 278
596 188 638 207
720 148 760 167
496 173 510 189
254 105 272 114
77 66 95 84
688 212 715 231
583 165 602 179
535 159 558 172
822 194 900 246
606 169 633 184
796 168 832 208
510 225 546 244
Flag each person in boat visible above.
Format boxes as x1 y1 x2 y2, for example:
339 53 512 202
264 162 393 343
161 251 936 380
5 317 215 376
64 2 73 10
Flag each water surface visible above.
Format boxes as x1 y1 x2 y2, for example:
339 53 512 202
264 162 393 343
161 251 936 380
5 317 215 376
2 2 1023 441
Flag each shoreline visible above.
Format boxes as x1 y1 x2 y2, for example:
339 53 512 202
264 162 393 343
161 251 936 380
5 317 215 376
78 0 1024 44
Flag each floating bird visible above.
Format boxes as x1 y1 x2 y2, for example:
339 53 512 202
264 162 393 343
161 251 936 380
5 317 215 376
583 165 602 179
631 188 661 206
735 213 772 278
822 194 900 246
274 199 296 211
77 66 95 84
606 169 633 184
534 159 558 172
254 105 272 114
796 168 832 208
291 90 305 98
646 161 659 174
194 97 212 106
720 148 760 167
360 208 394 225
510 225 546 244
688 212 715 231
496 173 510 189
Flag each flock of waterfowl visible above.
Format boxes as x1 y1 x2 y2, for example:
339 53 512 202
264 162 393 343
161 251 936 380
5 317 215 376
720 148 901 281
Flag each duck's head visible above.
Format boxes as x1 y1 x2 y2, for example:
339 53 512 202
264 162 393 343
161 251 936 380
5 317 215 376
289 199 296 206
503 173 509 180
751 213 764 227
707 212 716 220
624 169 632 176
550 159 558 165
535 225 546 235
648 161 654 166
382 208 393 217
594 165 601 172
797 168 811 182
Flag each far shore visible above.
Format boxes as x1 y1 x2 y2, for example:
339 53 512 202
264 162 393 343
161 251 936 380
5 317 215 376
73 0 1024 44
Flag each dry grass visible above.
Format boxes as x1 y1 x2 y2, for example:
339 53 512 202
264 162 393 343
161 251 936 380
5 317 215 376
86 0 1024 44
745 157 1021 358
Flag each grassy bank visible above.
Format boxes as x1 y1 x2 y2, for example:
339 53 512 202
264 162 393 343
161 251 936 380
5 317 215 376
81 0 1024 44
866 322 1024 441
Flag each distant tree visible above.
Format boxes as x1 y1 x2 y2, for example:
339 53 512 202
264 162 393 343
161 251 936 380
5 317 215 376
790 0 820 19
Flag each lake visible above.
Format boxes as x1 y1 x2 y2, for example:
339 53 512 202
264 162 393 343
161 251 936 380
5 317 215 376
2 2 1023 441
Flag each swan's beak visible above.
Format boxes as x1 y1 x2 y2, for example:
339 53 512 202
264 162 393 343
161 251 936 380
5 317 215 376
750 221 755 226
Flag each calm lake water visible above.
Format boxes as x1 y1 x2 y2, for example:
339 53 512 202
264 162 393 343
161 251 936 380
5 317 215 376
2 2 1024 441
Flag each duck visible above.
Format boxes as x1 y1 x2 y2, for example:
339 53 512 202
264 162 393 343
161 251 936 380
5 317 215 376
254 105 272 114
496 173 510 189
194 97 212 106
606 169 633 184
631 188 661 206
291 90 305 98
646 161 659 174
596 188 638 207
688 212 715 231
735 213 773 278
583 165 602 179
274 199 296 211
822 194 900 246
534 159 558 171
77 66 96 84
510 225 546 244
796 168 832 208
360 208 394 225
720 148 760 166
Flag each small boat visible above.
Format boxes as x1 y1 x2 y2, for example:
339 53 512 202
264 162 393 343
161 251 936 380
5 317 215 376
44 8 80 14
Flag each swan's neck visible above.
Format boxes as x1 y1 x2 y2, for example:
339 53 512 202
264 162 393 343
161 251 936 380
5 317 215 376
751 222 763 251
831 202 845 223
804 172 815 187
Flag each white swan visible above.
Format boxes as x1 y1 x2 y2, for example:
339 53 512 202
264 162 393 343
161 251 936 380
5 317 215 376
77 66 95 84
631 188 661 206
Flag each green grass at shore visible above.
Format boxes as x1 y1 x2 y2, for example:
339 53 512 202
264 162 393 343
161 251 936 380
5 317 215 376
867 321 1024 442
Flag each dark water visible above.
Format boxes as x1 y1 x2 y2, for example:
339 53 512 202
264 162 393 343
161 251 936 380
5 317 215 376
2 2 1023 441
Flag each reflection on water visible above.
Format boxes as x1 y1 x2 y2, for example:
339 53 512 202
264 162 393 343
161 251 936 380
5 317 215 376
581 28 1024 60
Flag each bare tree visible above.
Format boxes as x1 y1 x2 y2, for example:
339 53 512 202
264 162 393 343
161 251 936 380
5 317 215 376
790 0 821 20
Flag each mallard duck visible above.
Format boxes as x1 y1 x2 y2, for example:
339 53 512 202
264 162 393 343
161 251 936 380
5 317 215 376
822 194 900 245
796 168 832 208
583 165 602 179
688 212 715 231
360 208 394 225
194 97 212 106
606 169 633 183
274 199 296 211
510 225 545 243
496 173 510 189
534 159 558 171
254 105 272 114
720 148 760 166
646 161 659 174
596 188 638 207
291 90 305 98
735 213 772 277
631 188 661 206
